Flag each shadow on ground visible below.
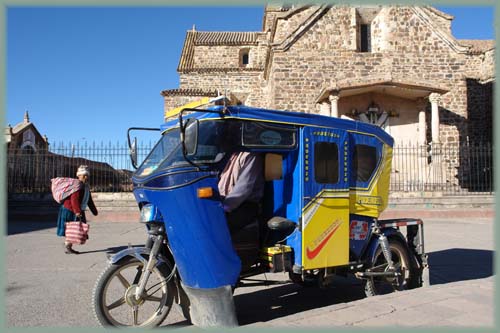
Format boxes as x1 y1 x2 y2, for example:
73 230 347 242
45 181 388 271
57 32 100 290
235 277 366 325
234 248 494 325
428 248 493 285
7 220 57 235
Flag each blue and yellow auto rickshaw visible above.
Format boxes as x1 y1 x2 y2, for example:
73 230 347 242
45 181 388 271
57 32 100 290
92 97 429 328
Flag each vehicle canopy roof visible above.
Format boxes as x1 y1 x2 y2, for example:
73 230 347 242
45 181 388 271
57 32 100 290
164 105 394 147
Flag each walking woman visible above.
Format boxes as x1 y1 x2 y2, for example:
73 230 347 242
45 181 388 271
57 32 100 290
56 165 98 254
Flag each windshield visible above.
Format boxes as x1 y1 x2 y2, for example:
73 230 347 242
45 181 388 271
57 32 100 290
136 128 181 177
136 120 227 177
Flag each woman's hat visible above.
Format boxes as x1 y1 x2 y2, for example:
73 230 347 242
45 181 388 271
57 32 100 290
76 165 90 177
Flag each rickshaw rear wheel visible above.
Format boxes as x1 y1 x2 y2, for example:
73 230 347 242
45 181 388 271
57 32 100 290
93 256 175 328
364 239 414 297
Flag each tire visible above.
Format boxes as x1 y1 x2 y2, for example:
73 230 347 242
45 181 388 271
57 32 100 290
364 239 414 297
93 256 175 328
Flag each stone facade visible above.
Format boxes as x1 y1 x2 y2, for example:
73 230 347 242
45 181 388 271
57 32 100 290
162 5 494 147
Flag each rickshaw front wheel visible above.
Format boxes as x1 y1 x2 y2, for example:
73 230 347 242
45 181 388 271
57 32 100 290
364 240 414 297
93 256 175 328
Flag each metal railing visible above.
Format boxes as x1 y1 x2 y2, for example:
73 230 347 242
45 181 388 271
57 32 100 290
390 142 493 194
6 141 494 195
7 141 152 194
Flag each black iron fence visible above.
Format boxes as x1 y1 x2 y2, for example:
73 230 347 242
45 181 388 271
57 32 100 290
390 142 493 194
6 141 494 195
7 141 153 194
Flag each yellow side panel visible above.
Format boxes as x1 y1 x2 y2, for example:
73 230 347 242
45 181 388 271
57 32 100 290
349 145 393 218
349 193 382 218
302 196 350 270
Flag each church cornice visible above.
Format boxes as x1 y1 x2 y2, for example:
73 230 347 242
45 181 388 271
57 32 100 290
315 74 449 103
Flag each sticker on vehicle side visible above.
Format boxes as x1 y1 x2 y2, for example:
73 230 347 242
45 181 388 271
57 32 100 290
350 220 369 240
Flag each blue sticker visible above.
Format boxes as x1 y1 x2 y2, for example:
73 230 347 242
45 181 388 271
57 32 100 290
260 130 282 145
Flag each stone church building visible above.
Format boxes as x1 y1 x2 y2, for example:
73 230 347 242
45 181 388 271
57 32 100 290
5 111 49 153
162 5 494 149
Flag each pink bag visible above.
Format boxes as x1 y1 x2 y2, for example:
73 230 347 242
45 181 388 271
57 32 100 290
65 221 89 245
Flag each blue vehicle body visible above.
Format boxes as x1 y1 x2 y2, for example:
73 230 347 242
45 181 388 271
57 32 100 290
130 105 398 289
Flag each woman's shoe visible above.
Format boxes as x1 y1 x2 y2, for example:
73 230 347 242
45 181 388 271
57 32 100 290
65 245 80 254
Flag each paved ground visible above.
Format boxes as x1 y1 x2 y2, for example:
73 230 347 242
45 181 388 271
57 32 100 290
4 213 495 329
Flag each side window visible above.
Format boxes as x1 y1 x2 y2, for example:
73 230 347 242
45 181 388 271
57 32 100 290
353 144 378 182
314 142 339 184
242 121 296 149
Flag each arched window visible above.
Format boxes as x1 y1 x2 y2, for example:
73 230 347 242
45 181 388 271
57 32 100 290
22 145 35 154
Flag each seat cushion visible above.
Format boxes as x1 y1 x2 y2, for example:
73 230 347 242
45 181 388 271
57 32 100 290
267 216 296 231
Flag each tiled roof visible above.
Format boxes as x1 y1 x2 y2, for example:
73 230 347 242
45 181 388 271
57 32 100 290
178 31 197 72
459 40 495 54
178 31 263 72
161 88 219 97
195 31 259 45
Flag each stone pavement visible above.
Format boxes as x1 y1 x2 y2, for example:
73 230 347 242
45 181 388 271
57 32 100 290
249 276 494 328
5 213 496 329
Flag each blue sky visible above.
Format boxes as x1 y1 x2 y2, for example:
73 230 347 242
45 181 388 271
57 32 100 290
6 6 495 146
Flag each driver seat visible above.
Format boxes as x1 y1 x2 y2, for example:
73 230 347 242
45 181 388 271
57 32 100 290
231 153 283 271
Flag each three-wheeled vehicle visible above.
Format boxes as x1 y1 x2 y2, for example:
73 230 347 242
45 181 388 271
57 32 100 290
92 97 429 328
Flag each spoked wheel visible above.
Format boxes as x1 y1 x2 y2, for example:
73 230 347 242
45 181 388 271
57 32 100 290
364 240 413 297
93 256 174 327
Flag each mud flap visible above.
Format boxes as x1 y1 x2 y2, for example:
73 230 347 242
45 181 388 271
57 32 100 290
181 283 238 328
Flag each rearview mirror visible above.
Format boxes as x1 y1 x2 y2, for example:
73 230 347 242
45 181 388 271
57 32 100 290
182 118 199 156
130 137 138 168
127 127 161 170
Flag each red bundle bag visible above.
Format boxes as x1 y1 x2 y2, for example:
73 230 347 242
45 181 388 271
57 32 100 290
51 177 82 204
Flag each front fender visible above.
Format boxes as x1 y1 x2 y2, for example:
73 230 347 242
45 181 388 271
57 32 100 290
109 246 171 269
363 228 407 265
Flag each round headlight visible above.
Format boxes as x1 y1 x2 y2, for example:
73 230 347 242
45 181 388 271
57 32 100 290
140 204 163 223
